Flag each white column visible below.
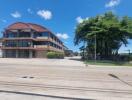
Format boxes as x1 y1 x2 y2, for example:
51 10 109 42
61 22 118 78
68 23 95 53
29 50 32 58
16 50 18 58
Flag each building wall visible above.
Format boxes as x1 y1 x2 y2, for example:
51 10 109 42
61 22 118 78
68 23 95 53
35 50 48 58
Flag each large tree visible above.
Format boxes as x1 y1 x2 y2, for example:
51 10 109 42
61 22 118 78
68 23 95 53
74 12 132 59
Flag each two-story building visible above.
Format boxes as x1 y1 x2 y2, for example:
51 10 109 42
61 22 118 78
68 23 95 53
0 38 2 57
2 22 64 58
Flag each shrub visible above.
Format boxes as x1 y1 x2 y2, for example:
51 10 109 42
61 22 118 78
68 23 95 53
119 55 132 61
46 52 64 59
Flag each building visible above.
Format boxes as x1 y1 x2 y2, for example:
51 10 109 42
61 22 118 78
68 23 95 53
0 38 2 57
2 22 64 58
63 45 74 57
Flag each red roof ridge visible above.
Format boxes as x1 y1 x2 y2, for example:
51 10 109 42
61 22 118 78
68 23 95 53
7 22 30 29
27 23 47 30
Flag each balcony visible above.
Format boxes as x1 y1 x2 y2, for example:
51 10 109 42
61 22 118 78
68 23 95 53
49 38 63 47
49 46 64 52
33 45 49 50
2 45 64 52
34 37 49 42
2 46 34 50
33 45 64 52
36 37 48 39
3 37 34 41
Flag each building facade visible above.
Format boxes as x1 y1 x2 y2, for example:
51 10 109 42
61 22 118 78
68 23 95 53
2 22 64 58
0 38 2 57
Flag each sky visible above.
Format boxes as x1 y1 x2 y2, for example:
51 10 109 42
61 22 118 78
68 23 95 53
0 0 132 53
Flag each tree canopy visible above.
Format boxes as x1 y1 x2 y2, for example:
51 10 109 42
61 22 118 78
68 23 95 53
74 12 132 59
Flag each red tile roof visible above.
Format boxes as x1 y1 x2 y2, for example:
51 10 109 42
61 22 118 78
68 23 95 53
7 22 49 32
5 22 63 44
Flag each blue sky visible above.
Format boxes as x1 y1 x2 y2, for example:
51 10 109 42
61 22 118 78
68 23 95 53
0 0 132 53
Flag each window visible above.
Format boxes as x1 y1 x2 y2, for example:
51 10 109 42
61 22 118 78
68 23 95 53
19 32 30 37
33 41 49 45
34 32 49 38
5 40 31 47
5 33 16 38
5 40 17 47
18 40 31 47
42 32 49 37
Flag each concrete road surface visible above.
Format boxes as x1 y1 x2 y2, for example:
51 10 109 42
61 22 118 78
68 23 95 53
0 57 131 100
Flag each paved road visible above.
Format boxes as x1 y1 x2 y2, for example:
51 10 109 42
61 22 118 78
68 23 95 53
0 57 132 100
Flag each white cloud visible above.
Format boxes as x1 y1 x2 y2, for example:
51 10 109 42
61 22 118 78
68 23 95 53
105 0 120 8
76 16 83 23
11 11 21 18
56 33 69 40
37 10 52 20
76 16 89 23
27 8 33 14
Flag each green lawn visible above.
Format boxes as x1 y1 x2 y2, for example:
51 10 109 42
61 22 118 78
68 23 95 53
85 60 132 66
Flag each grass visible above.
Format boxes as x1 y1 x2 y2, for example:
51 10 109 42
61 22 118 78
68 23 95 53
85 60 132 66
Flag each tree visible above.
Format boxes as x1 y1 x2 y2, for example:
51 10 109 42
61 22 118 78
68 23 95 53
74 12 132 60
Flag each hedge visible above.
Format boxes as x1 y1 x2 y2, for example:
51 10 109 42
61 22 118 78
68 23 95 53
46 52 64 59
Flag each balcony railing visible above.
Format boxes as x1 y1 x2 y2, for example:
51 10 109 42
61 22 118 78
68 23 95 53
34 45 48 49
1 47 34 50
3 37 34 41
36 37 48 39
49 38 63 47
2 45 64 52
49 46 64 52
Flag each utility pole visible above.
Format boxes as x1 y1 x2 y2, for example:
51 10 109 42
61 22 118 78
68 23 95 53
125 49 131 55
94 33 97 63
84 41 86 59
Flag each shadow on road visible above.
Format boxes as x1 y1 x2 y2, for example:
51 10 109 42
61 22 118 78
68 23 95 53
67 56 83 61
69 58 82 61
108 74 132 87
0 90 95 100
